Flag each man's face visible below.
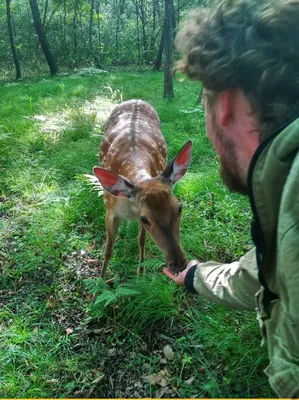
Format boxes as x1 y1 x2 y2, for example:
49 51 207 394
202 90 249 195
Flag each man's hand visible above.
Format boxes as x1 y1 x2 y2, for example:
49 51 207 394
163 260 199 286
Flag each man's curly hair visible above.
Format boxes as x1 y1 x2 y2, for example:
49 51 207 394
175 0 299 139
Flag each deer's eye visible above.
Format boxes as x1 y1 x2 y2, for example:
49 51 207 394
141 216 149 224
178 204 183 215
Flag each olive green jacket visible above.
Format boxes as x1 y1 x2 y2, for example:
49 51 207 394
185 117 299 397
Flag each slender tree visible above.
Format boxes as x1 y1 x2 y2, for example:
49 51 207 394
72 0 78 62
89 0 101 67
153 20 165 71
134 0 141 63
6 0 21 79
42 0 49 26
89 0 95 56
28 0 58 74
163 0 174 98
114 0 126 60
95 0 101 53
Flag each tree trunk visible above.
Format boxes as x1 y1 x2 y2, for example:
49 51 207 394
62 0 67 62
163 0 174 98
28 0 58 74
115 0 125 61
133 0 140 63
6 0 21 79
89 0 95 57
153 21 165 71
96 1 101 57
42 0 49 26
88 0 100 66
73 0 78 63
171 0 176 38
150 0 156 51
139 1 148 63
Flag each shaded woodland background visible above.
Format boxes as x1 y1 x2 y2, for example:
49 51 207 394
1 0 210 82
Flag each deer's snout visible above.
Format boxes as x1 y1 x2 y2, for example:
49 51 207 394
168 254 187 274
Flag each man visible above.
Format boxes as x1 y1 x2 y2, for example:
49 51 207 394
163 0 299 397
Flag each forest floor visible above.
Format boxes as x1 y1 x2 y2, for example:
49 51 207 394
0 69 274 397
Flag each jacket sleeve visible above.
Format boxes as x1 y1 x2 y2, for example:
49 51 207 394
184 248 260 311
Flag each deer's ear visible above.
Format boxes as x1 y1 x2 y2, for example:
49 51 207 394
93 167 136 198
160 140 192 186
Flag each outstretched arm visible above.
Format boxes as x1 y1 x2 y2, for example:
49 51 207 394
164 248 260 311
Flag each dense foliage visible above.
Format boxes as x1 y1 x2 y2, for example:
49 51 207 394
0 0 209 79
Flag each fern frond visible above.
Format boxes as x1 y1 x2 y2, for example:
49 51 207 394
139 258 165 270
115 287 140 298
79 174 104 197
94 290 117 307
83 277 110 294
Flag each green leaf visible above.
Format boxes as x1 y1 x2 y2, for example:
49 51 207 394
83 278 110 294
94 290 117 307
115 287 140 298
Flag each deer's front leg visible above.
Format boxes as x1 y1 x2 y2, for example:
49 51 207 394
101 212 120 279
137 223 146 275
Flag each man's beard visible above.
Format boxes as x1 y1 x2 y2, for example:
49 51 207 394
214 121 248 196
219 159 248 195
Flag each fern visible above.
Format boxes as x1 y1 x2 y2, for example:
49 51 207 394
85 277 141 319
78 174 104 196
139 258 165 271
115 287 140 298
94 290 117 307
83 277 110 294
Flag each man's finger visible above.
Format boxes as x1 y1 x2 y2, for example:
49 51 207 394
163 267 177 280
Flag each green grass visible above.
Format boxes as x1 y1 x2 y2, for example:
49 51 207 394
0 70 274 397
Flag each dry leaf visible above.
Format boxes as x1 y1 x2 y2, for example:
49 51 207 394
144 369 172 387
155 386 170 398
66 327 73 335
163 345 174 360
185 376 195 386
92 374 105 385
46 295 56 310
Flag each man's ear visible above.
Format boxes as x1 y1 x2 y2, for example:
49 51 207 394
93 167 136 198
160 140 192 186
220 90 232 127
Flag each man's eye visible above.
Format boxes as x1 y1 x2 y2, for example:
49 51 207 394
141 216 149 224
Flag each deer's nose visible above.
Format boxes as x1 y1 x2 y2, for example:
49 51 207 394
169 258 187 273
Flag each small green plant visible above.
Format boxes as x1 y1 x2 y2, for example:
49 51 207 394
138 258 165 272
84 277 140 320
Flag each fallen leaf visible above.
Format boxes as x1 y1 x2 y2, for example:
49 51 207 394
144 369 172 387
155 386 170 398
185 376 195 386
86 258 98 265
66 328 73 335
163 345 174 360
46 378 59 384
46 295 56 310
92 374 105 385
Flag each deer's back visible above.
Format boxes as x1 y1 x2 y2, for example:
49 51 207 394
100 100 167 182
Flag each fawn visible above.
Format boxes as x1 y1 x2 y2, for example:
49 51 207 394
93 99 192 279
